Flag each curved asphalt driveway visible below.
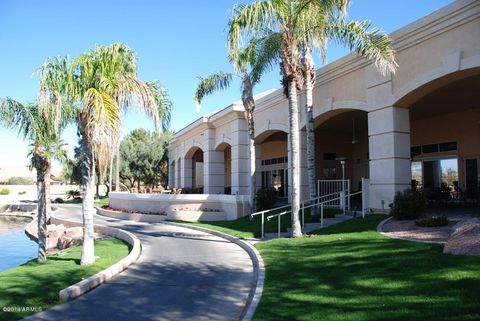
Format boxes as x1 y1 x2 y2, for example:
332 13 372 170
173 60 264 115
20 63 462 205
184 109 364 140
25 205 254 321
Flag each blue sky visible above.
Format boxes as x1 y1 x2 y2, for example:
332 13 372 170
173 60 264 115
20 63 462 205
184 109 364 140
0 0 453 177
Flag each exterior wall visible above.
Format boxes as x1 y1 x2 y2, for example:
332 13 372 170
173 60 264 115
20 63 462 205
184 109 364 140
168 0 480 212
411 107 480 192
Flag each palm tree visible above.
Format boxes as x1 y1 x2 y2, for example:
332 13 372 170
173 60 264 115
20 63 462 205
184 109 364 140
228 0 397 237
0 99 68 262
300 12 397 212
194 38 278 212
38 43 166 265
114 81 172 192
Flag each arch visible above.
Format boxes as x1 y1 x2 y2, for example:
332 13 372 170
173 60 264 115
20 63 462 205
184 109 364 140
184 145 204 159
215 139 232 151
313 108 368 130
394 63 480 108
254 123 289 144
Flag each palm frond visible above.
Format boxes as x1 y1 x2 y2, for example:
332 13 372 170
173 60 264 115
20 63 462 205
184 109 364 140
194 72 233 111
227 1 277 69
249 32 282 84
147 81 172 132
326 19 397 75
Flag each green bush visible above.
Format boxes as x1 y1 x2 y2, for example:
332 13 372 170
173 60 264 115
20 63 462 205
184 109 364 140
0 205 9 212
65 190 81 199
0 188 11 195
389 189 426 220
415 215 449 227
7 176 33 185
255 188 277 211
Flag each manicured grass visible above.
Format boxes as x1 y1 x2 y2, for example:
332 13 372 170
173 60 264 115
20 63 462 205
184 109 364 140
94 196 109 207
253 214 480 321
61 196 109 207
0 238 130 321
179 207 339 239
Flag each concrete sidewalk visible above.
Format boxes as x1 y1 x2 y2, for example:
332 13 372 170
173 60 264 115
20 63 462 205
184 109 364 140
24 206 255 321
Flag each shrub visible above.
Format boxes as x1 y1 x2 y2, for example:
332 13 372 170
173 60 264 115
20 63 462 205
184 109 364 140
7 176 33 185
0 188 11 195
66 190 81 199
18 191 26 195
53 197 65 204
389 189 426 220
0 205 9 212
255 188 277 211
415 216 449 227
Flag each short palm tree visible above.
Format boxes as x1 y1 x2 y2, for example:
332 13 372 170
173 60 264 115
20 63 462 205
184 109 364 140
0 99 68 262
228 0 397 237
194 38 278 212
38 43 165 265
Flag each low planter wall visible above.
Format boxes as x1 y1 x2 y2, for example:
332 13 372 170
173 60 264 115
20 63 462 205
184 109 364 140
97 207 230 222
109 192 250 221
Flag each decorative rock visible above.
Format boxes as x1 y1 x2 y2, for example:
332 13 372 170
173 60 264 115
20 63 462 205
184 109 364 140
444 220 480 256
65 226 83 239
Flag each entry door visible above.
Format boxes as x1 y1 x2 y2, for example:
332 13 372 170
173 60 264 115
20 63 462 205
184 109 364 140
465 159 478 199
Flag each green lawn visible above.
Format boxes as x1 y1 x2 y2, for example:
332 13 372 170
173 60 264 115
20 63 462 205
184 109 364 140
0 238 130 321
61 196 109 207
178 207 339 239
253 214 480 321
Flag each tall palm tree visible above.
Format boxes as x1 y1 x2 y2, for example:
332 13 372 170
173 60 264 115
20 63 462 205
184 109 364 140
0 99 68 262
114 81 172 192
300 12 397 212
228 0 397 237
38 43 166 265
194 38 278 212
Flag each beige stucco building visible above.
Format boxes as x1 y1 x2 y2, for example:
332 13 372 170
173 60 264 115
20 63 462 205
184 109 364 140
168 0 480 214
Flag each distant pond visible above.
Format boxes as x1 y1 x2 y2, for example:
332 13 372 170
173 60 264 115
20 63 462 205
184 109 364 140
0 216 37 272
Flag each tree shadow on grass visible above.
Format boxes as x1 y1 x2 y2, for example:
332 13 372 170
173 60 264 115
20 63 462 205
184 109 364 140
253 215 480 321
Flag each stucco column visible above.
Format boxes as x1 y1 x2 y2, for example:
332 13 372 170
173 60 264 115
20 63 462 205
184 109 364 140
203 129 225 194
181 158 193 188
255 144 262 190
299 129 308 201
231 119 249 195
175 159 181 188
168 161 175 188
368 106 411 210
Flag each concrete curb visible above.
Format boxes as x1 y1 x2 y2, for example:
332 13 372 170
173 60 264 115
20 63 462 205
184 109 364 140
162 221 264 321
50 213 142 302
377 216 445 244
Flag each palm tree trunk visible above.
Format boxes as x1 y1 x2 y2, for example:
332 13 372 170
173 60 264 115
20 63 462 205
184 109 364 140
242 79 257 213
34 154 49 263
303 48 317 212
248 120 256 213
287 80 302 237
80 138 96 265
115 145 120 192
109 152 113 193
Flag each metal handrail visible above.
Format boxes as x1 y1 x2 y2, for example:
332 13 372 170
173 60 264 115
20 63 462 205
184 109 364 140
250 203 291 238
251 187 364 239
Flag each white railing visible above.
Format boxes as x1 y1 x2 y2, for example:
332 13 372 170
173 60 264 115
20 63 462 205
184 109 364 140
250 204 291 238
317 179 350 209
252 178 370 238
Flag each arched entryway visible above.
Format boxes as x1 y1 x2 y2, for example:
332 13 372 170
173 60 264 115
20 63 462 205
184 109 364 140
216 143 232 194
404 71 480 205
184 147 204 193
313 109 369 192
255 130 289 199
